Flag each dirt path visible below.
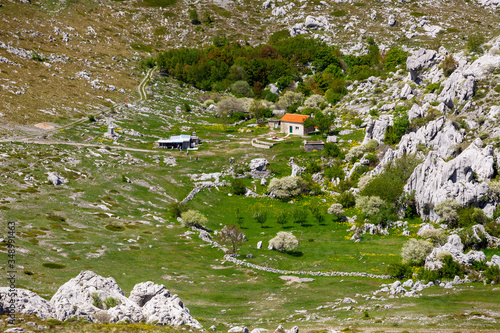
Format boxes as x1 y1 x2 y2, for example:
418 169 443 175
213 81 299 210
138 66 156 100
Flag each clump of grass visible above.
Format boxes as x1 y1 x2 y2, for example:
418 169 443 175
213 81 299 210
42 262 66 269
131 43 153 53
105 224 125 231
46 213 66 222
142 0 177 7
410 12 426 17
331 10 347 17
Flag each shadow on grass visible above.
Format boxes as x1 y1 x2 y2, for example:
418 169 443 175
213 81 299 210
287 251 303 257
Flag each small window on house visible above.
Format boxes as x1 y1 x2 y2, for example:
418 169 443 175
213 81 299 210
295 126 299 130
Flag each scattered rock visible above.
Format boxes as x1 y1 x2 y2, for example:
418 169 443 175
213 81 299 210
47 172 67 185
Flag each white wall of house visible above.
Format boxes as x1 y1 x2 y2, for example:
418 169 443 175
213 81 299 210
280 121 311 135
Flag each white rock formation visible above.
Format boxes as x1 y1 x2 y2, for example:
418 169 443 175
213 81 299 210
406 49 437 81
47 172 67 185
362 115 393 144
0 288 54 319
404 139 495 221
249 158 269 172
425 234 486 270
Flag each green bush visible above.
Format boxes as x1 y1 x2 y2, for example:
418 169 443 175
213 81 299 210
291 206 308 225
457 207 486 228
88 115 96 122
386 263 412 279
483 265 500 284
419 269 440 283
103 297 120 309
324 143 342 158
384 110 409 145
231 178 247 195
325 165 345 180
337 191 355 208
459 226 488 250
356 196 385 218
305 160 321 174
440 255 464 279
189 9 200 25
425 82 441 93
384 46 408 71
268 176 308 200
401 239 433 266
434 200 461 226
360 155 420 203
181 210 208 228
231 81 254 98
467 33 485 54
169 202 187 218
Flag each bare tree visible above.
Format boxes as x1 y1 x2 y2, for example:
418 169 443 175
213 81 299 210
219 225 246 254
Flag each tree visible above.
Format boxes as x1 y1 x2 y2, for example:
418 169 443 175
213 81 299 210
169 202 187 218
230 81 254 98
434 200 461 225
235 208 244 227
276 211 288 227
253 208 268 227
291 206 308 226
328 203 344 221
219 225 246 254
442 55 457 77
231 178 246 195
269 231 299 252
189 9 200 25
309 202 326 225
180 210 208 228
355 196 386 218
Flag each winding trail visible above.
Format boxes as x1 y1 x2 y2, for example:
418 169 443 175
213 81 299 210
138 66 156 101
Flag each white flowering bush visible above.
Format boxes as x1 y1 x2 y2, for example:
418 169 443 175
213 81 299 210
401 238 434 265
181 210 208 228
328 203 344 220
269 231 299 252
434 199 461 223
355 196 385 217
268 176 308 200
276 91 304 110
304 94 326 109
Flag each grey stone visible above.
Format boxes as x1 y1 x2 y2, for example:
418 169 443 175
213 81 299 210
387 14 396 27
0 288 54 319
487 254 500 268
47 172 67 185
257 241 263 249
406 48 437 81
249 158 269 172
362 115 393 144
326 135 338 143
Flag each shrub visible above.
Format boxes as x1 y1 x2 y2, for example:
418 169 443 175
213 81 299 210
457 207 486 228
324 143 342 158
181 210 208 228
253 209 268 227
467 33 485 54
309 202 326 224
103 297 120 309
345 140 378 162
361 155 421 203
219 225 246 254
88 115 96 122
276 211 289 227
401 239 433 266
231 81 254 98
304 94 326 109
182 102 191 112
269 231 299 252
384 110 409 145
459 226 488 250
483 265 500 284
231 178 246 195
419 228 447 245
268 176 308 200
262 89 279 102
328 203 344 220
338 191 355 208
425 82 441 93
169 202 187 218
440 255 464 279
276 76 294 90
291 206 308 225
442 55 458 77
305 160 321 174
324 165 345 180
384 46 408 71
189 9 200 24
92 293 103 309
419 269 440 283
217 97 246 121
355 196 386 217
488 180 500 201
434 200 461 226
276 91 304 110
386 263 412 279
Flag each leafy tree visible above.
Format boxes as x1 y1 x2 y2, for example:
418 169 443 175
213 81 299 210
337 191 355 208
169 202 187 218
309 202 326 224
235 208 244 226
291 206 308 226
324 143 342 158
231 80 254 97
219 225 245 254
231 178 246 195
384 109 409 145
384 46 408 71
328 203 344 221
401 239 433 266
253 208 268 227
386 263 412 279
268 176 308 200
276 211 288 227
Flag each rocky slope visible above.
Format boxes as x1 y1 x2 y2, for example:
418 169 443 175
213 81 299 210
0 271 202 328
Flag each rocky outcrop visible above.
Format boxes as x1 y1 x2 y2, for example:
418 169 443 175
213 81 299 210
372 117 462 175
404 139 495 221
0 288 54 319
407 49 437 81
425 235 486 270
50 270 144 323
362 115 392 144
47 171 67 185
2 271 201 328
471 224 500 248
249 158 269 172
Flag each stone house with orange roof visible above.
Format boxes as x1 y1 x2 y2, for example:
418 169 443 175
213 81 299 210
277 113 314 135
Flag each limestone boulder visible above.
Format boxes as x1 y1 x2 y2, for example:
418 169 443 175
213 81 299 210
249 158 269 172
362 115 393 144
407 49 437 81
50 270 144 323
0 288 54 319
47 172 67 185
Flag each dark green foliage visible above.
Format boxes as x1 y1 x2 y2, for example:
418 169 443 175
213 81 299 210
483 265 500 284
384 109 409 145
291 207 308 226
309 202 326 224
88 115 96 122
253 209 268 227
350 164 369 182
425 82 441 93
484 219 500 238
212 34 229 47
261 90 279 102
203 12 213 24
143 0 176 7
440 255 464 279
189 9 201 25
42 262 66 269
331 9 347 17
139 57 156 69
324 143 342 158
419 268 440 283
370 202 396 227
131 43 153 53
384 46 408 71
361 155 420 203
269 30 292 44
457 207 486 228
105 225 125 231
230 112 247 122
386 263 412 279
305 160 321 174
182 102 192 112
103 297 120 309
231 178 247 195
337 191 355 208
276 211 288 227
471 260 488 271
467 33 485 54
276 76 294 90
31 51 46 62
324 165 345 180
459 225 488 250
231 81 254 97
92 293 103 309
169 202 187 218
235 208 244 226
303 111 334 134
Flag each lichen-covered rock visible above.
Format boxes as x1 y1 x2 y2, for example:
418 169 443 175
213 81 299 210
47 172 67 185
362 115 392 144
249 158 269 172
425 235 486 269
0 288 54 319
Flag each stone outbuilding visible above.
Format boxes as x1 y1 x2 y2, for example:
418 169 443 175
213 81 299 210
158 132 200 150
